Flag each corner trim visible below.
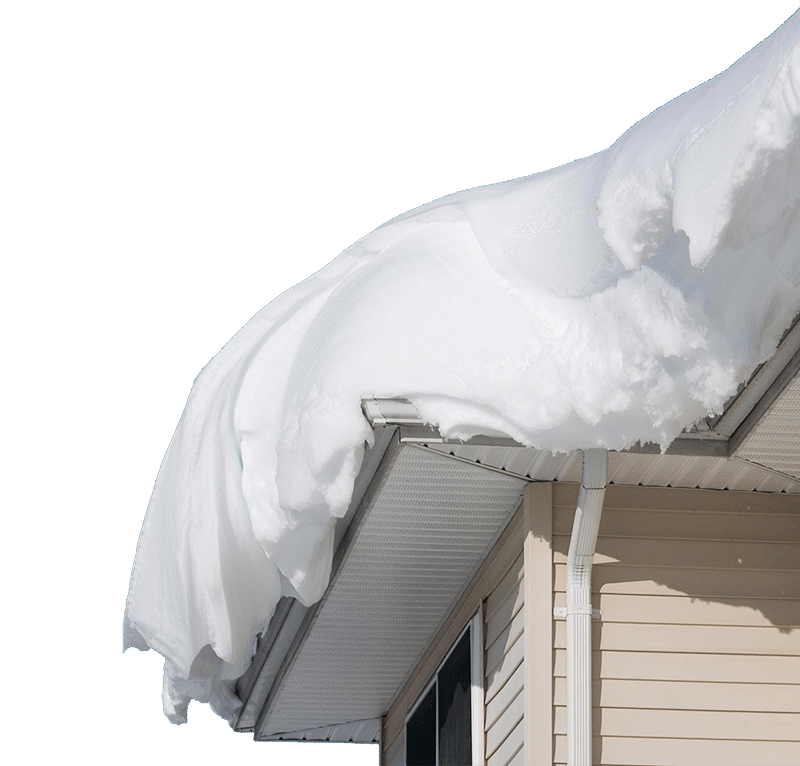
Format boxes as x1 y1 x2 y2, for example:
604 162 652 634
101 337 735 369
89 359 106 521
524 482 554 766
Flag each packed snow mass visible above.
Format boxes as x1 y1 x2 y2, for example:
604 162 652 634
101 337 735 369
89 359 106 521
125 13 800 723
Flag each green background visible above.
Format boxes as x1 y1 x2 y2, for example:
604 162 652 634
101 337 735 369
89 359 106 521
0 0 797 766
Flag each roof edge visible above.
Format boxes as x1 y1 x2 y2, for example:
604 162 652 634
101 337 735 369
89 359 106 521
245 428 400 739
362 315 800 460
233 427 396 732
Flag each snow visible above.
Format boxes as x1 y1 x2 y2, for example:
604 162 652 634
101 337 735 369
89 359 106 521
125 12 800 723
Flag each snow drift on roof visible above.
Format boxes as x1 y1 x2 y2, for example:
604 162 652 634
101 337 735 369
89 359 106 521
125 13 800 723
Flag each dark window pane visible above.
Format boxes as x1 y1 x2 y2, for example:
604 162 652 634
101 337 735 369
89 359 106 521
407 684 437 766
438 628 472 766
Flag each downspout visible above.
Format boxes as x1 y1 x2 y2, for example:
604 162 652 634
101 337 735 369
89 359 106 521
562 448 608 766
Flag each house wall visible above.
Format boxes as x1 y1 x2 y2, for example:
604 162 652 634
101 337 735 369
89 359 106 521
383 479 799 766
552 483 800 766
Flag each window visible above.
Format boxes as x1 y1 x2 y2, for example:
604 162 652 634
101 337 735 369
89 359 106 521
406 613 483 766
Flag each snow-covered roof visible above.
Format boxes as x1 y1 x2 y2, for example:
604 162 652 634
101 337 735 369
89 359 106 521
124 12 800 724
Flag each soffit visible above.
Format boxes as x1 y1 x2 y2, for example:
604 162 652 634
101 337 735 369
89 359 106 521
735 371 800 481
255 442 526 739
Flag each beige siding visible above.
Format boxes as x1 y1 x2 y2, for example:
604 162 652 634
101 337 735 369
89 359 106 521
482 481 555 766
485 552 525 765
553 736 800 766
487 718 524 766
552 483 800 766
383 480 798 766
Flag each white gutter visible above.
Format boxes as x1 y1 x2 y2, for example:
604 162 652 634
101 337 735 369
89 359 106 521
361 397 425 426
362 397 729 456
560 448 608 766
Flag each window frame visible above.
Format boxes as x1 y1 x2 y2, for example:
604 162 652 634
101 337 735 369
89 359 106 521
404 609 485 765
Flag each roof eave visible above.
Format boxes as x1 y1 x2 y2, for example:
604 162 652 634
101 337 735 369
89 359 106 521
235 314 800 738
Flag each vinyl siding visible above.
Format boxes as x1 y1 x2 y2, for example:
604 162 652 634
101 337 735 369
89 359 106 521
485 552 525 766
552 483 800 766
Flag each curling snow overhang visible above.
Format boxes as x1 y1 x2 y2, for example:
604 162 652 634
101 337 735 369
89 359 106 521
125 10 800 732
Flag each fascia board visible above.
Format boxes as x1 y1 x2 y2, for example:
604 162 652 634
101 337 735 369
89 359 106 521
235 426 398 734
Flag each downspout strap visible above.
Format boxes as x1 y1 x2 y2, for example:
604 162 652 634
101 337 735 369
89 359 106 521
554 605 601 619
